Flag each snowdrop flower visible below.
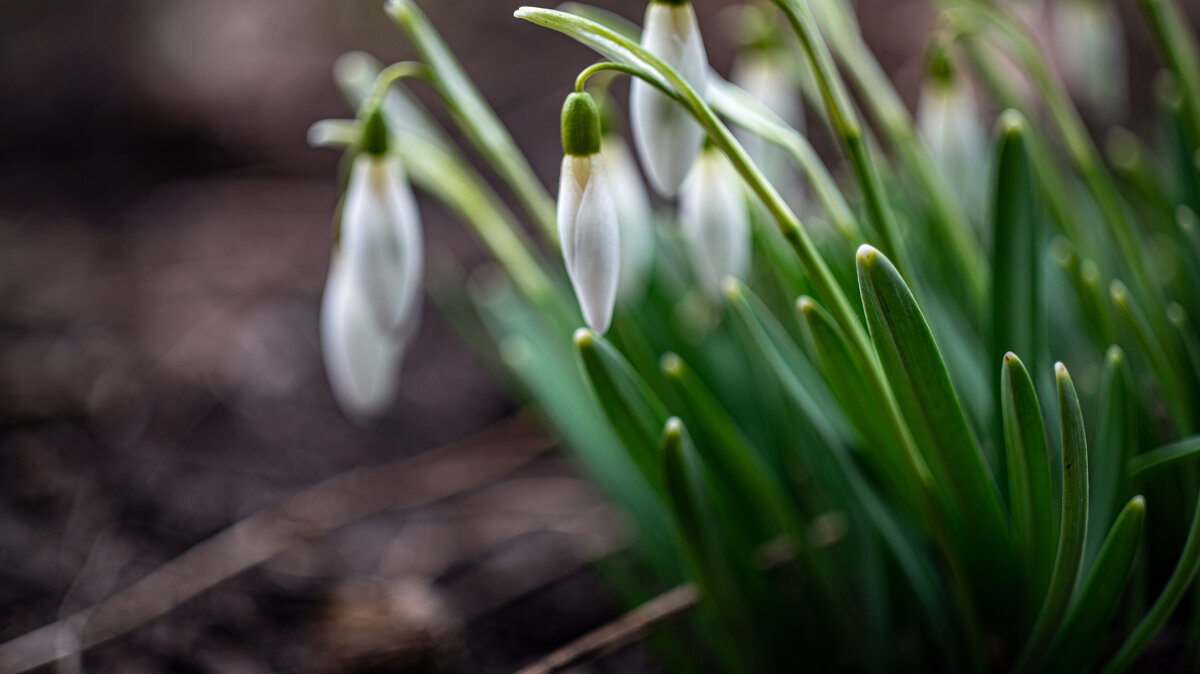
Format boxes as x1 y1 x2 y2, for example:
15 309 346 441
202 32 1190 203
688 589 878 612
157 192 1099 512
917 49 987 222
1051 0 1127 122
557 92 620 334
601 131 655 303
341 115 424 337
680 146 750 301
631 0 709 197
320 108 423 420
320 253 405 421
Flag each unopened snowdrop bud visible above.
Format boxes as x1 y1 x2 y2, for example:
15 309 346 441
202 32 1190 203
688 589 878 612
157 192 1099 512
631 0 709 197
1051 0 1127 122
601 131 655 303
680 146 750 302
916 47 987 221
342 109 425 338
558 92 620 334
320 253 405 422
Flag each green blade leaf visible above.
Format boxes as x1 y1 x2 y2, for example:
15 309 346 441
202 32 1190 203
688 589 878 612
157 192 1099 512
1111 280 1196 434
1045 496 1147 672
1128 434 1200 479
1014 363 1090 674
1088 347 1136 568
575 328 670 496
1001 352 1057 613
856 244 1012 581
1102 488 1200 674
991 111 1043 437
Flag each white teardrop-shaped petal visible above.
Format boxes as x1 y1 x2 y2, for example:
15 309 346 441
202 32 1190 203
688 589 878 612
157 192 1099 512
341 154 424 338
631 2 709 197
917 77 987 221
1051 0 1126 121
601 136 655 302
320 253 404 422
557 154 619 334
680 151 750 301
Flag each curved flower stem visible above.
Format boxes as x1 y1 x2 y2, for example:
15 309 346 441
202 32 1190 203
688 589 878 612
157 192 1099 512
575 62 652 94
361 61 431 114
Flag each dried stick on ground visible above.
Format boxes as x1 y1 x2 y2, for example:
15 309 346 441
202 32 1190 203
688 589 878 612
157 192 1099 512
0 413 554 674
513 583 700 674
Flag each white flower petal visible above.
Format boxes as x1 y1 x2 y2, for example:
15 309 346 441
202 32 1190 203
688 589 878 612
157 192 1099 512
320 254 405 422
342 154 424 337
680 151 750 301
631 2 709 197
601 136 655 302
557 154 619 334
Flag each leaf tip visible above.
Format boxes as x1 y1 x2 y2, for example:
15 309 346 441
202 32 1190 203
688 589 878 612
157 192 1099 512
722 277 743 302
1105 345 1125 367
997 109 1027 138
660 352 684 378
573 327 595 349
1130 494 1146 513
1109 279 1130 305
855 243 881 267
795 295 816 316
663 416 684 443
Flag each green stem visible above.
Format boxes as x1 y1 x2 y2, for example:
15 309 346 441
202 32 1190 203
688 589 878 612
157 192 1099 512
768 0 911 281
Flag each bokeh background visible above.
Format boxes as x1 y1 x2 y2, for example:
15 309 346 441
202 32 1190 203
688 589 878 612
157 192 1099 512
0 1 1192 672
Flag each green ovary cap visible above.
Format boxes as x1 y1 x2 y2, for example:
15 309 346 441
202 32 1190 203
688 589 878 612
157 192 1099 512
361 107 389 156
561 92 602 157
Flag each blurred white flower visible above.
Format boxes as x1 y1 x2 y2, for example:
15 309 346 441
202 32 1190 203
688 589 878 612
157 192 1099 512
601 134 655 303
730 49 805 209
558 152 620 334
341 153 425 338
680 147 750 301
631 0 709 197
917 65 987 223
320 252 406 422
1051 0 1127 122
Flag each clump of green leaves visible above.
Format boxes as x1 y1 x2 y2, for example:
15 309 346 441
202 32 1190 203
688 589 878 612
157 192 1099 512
318 0 1200 670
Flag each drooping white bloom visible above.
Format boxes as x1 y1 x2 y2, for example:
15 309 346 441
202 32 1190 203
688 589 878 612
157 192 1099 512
341 153 424 339
558 92 620 334
319 108 424 422
1051 0 1127 122
680 147 750 301
558 153 620 334
631 0 709 197
601 134 655 303
917 67 987 223
320 252 406 421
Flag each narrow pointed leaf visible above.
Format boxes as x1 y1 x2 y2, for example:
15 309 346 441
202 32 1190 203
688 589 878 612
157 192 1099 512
575 328 670 494
1128 434 1200 479
856 245 1011 572
1102 489 1200 674
1111 280 1195 433
991 112 1043 436
1001 352 1057 608
1014 363 1090 674
1045 496 1146 672
1088 346 1136 567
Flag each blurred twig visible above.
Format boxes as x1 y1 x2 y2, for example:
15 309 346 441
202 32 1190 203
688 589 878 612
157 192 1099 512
513 584 700 674
0 413 553 674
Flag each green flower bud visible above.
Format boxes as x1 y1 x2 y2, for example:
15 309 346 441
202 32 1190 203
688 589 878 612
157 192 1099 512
360 107 390 156
561 92 602 157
